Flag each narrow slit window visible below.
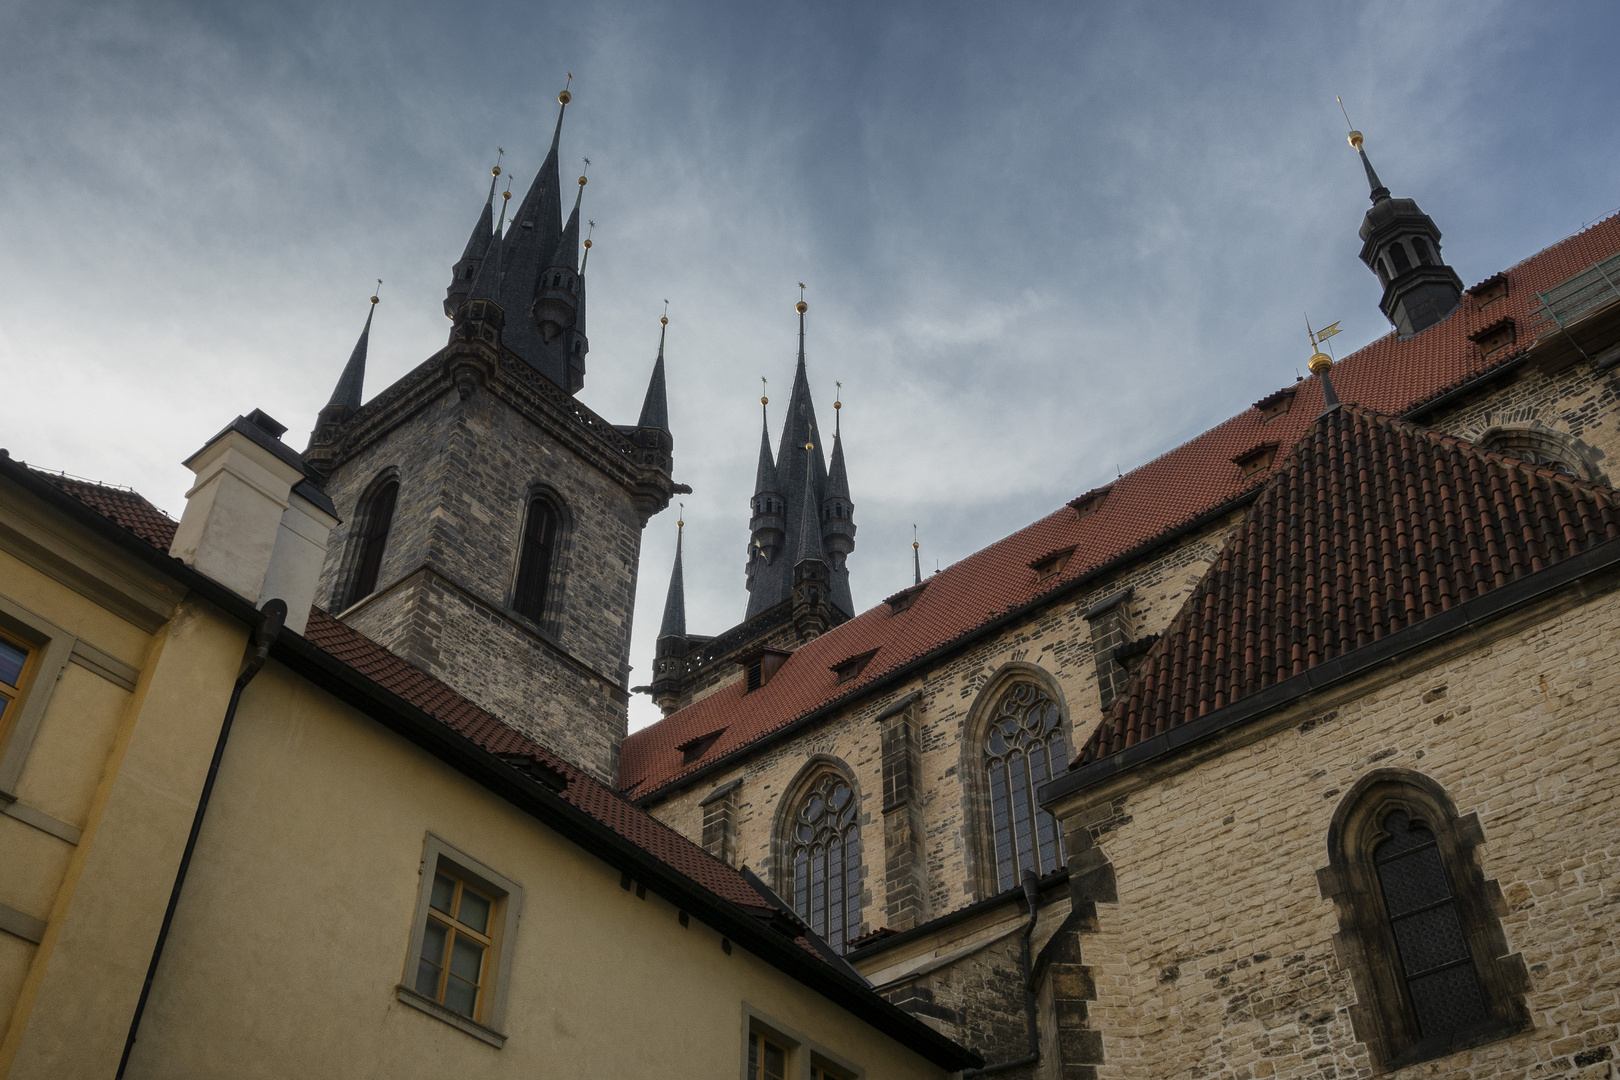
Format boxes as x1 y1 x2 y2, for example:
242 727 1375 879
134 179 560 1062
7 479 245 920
513 497 559 623
350 480 399 605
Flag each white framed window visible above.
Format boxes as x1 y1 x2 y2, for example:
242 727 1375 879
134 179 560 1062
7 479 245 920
398 833 524 1047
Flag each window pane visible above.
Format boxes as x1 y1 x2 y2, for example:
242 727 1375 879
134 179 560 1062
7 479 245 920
0 699 7 723
844 830 861 947
1391 904 1471 976
414 956 442 998
458 888 492 934
1009 752 1034 879
1377 845 1451 917
421 918 449 966
1409 962 1489 1037
0 638 26 687
749 1032 759 1074
827 835 844 950
989 760 1015 892
764 1040 786 1080
443 974 478 1018
449 935 485 983
430 873 456 914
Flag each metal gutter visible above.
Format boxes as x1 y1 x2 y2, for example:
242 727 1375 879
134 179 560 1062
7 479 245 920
1040 534 1620 807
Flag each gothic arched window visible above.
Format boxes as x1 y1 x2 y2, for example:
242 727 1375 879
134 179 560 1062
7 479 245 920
348 479 399 607
512 496 560 623
789 773 861 952
1321 773 1528 1069
984 682 1070 893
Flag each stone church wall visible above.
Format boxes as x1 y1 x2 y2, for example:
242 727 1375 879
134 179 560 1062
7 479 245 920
1052 582 1620 1080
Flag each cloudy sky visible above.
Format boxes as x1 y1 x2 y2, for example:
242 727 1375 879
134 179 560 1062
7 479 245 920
4 0 1618 731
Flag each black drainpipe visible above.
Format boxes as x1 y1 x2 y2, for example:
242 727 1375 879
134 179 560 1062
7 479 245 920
116 599 286 1078
963 869 1043 1078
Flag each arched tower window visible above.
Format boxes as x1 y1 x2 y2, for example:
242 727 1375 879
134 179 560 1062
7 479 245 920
1321 772 1528 1069
983 681 1069 893
788 772 862 952
348 479 399 606
512 496 559 623
1389 241 1412 275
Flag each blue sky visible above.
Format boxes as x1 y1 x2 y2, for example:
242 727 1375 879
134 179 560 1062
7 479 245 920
4 0 1618 730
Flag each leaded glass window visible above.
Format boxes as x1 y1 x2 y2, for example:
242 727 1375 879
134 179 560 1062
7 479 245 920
790 774 861 952
1374 810 1489 1039
984 683 1069 893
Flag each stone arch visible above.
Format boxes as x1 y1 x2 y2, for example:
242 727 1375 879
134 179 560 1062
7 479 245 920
334 466 402 612
507 482 574 634
1318 770 1529 1069
960 661 1073 901
1474 422 1607 484
771 754 866 950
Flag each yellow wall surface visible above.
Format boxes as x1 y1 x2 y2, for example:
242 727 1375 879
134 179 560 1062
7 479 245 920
98 660 955 1080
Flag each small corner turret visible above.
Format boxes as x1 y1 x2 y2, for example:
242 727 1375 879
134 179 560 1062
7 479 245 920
305 288 379 475
1345 123 1463 337
444 154 502 319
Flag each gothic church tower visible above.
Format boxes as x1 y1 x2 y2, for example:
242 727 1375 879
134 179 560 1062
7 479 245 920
304 86 683 784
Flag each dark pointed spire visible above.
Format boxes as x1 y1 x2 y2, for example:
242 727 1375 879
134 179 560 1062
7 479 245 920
444 154 505 318
827 391 850 502
753 382 779 497
659 511 687 640
1344 122 1463 337
638 310 670 432
462 163 499 261
551 171 584 274
795 426 824 566
329 287 379 411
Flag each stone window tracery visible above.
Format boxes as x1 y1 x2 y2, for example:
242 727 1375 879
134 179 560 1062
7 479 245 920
983 682 1069 893
789 773 862 952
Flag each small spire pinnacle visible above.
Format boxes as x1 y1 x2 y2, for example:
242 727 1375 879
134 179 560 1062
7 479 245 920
833 380 842 437
485 149 504 205
658 300 669 356
1306 314 1342 409
327 285 380 411
760 377 769 424
574 157 589 211
658 506 686 641
559 73 573 106
1337 97 1388 203
913 525 922 586
638 307 671 432
582 219 595 272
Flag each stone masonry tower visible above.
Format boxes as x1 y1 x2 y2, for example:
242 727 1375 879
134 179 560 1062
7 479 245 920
304 86 684 784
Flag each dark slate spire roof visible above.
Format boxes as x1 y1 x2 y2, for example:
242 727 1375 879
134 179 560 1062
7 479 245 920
552 184 582 274
794 444 824 566
826 425 850 502
327 301 375 411
460 174 497 262
638 321 670 432
745 305 853 620
753 405 779 497
659 520 687 640
1357 145 1391 203
497 98 567 374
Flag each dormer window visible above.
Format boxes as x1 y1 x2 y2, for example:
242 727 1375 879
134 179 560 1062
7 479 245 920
1469 274 1509 308
1254 388 1296 423
1470 318 1517 360
1069 485 1112 520
1030 547 1076 582
1234 444 1278 478
830 650 878 685
677 728 726 765
737 647 791 694
885 581 927 615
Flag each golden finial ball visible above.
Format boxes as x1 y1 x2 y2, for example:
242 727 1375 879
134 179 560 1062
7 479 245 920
583 238 592 249
492 165 501 177
660 316 668 326
502 189 512 200
370 295 379 305
912 540 919 550
1309 350 1334 376
1348 130 1364 150
760 395 769 406
834 400 841 410
796 300 808 315
805 441 814 451
578 175 587 187
558 89 572 105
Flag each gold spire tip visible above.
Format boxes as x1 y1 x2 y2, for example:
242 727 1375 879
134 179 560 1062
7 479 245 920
796 300 808 315
370 278 382 305
559 72 574 105
1309 350 1333 376
502 188 512 200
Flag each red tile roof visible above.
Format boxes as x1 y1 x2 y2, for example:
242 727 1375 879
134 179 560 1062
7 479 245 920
1078 405 1620 764
31 470 179 550
621 214 1620 799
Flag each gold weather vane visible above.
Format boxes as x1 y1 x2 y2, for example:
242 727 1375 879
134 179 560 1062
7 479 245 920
560 73 573 105
677 501 684 529
1305 314 1342 378
493 147 504 179
371 279 382 305
1337 96 1364 149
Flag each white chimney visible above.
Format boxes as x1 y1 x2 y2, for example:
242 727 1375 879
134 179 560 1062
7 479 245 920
169 411 337 633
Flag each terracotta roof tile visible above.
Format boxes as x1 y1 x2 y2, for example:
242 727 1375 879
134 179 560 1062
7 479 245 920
1077 405 1620 764
621 214 1620 798
30 470 179 550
